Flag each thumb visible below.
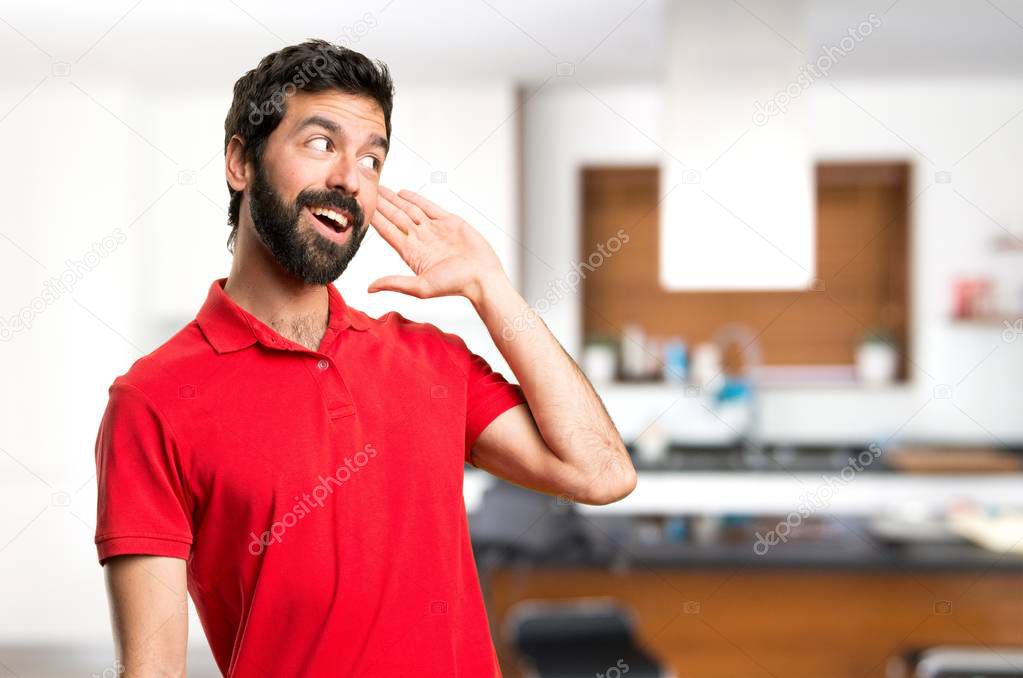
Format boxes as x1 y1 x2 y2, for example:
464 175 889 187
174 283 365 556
368 275 432 298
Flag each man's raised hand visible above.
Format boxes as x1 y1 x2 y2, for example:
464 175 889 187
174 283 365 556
368 186 506 304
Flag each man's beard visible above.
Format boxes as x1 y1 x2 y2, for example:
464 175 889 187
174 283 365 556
247 161 368 285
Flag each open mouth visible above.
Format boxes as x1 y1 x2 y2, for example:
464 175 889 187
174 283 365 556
307 205 351 233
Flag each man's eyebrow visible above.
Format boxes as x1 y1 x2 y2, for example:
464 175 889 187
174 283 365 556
295 115 389 155
295 115 340 136
368 134 389 155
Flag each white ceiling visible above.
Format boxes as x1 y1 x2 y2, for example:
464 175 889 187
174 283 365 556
805 0 1023 77
0 0 1021 87
0 0 666 86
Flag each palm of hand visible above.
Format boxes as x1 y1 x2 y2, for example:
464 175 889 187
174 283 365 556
369 186 503 301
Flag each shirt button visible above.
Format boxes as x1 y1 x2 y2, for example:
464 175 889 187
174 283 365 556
316 359 330 371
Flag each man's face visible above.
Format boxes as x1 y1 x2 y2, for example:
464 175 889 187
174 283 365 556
246 90 388 285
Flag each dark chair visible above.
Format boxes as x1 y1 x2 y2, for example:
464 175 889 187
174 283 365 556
504 599 672 678
470 480 592 564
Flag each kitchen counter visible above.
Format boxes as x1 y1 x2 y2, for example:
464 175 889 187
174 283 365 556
463 468 1023 516
485 536 1023 572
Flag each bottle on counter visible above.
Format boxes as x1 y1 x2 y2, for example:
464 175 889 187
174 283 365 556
691 341 723 393
581 335 619 383
663 337 688 383
620 323 647 380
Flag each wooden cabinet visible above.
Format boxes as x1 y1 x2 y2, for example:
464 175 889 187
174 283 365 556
488 568 1023 677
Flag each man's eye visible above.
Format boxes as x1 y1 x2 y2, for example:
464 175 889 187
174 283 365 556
359 155 380 171
308 137 332 152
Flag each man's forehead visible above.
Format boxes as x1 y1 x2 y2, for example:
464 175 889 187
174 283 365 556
285 90 386 135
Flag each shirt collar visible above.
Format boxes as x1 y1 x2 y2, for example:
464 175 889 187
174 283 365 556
196 277 370 354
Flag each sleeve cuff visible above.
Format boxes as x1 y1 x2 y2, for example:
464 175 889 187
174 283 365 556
465 384 528 463
96 534 192 566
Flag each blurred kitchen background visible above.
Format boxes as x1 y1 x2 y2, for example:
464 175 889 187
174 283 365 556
2 0 1023 676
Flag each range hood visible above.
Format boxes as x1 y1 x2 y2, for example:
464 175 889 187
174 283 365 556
660 0 815 290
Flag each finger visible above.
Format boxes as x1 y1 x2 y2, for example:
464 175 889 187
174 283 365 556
370 210 407 252
379 186 429 224
367 275 433 298
397 189 446 219
375 194 416 233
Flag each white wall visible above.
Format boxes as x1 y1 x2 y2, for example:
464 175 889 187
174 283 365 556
522 81 664 356
0 78 519 644
522 78 1023 445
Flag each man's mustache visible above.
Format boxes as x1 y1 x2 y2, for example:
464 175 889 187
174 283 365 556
296 191 365 229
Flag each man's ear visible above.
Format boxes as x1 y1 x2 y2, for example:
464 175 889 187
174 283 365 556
225 135 249 193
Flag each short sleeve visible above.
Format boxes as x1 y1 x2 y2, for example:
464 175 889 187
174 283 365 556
434 329 528 463
94 381 194 566
464 351 528 461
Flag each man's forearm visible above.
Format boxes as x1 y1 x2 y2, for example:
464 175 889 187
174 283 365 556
468 270 635 498
105 555 188 678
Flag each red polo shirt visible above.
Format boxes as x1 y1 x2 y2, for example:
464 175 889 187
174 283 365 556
93 276 526 677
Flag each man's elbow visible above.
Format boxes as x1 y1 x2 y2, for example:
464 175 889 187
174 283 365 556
575 459 637 506
598 466 638 505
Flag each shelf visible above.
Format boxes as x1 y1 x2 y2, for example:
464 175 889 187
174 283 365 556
951 313 1022 326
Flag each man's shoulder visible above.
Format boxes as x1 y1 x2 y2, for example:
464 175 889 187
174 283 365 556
107 320 213 405
363 308 472 370
368 308 465 347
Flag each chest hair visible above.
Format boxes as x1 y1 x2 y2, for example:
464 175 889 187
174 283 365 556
269 312 328 352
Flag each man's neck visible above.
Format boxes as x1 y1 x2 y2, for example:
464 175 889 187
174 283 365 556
223 247 330 352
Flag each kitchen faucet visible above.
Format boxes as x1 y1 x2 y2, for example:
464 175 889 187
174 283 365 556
710 322 766 465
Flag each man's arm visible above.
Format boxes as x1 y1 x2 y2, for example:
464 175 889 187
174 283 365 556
104 555 189 678
368 186 636 505
468 270 635 504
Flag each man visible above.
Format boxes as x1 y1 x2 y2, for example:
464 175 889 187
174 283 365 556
94 39 635 677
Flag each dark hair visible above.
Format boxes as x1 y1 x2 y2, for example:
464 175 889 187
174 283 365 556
223 39 394 253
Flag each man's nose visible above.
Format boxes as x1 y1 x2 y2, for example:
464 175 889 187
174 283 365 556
326 154 360 196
